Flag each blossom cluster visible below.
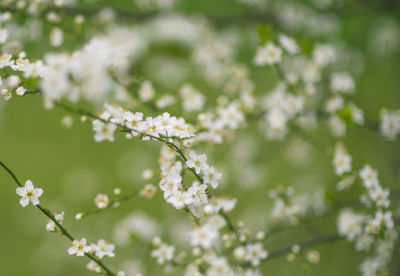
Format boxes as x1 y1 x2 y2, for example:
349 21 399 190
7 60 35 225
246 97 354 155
0 53 43 101
92 103 194 142
253 31 368 141
158 146 221 210
68 238 115 259
40 28 144 108
268 185 325 225
335 150 397 276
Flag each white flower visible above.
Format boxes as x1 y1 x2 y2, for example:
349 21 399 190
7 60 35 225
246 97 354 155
91 239 115 259
140 184 157 199
185 264 201 276
186 151 208 175
126 112 146 134
359 165 379 189
359 258 379 276
189 225 218 249
207 257 232 276
50 27 63 47
278 34 298 54
0 53 13 68
312 44 335 66
0 28 9 44
245 243 268 266
253 42 282 65
366 211 394 234
159 161 183 199
142 169 153 180
307 250 320 263
234 246 247 260
167 190 193 209
337 209 365 241
348 103 364 125
330 72 355 93
61 116 73 128
138 80 155 102
333 144 352 175
302 62 321 83
267 108 287 130
212 198 237 213
16 86 26 96
325 96 344 113
207 215 226 230
380 108 400 141
369 186 390 208
203 166 222 189
16 180 43 207
68 238 92 256
179 84 205 112
86 260 101 272
75 213 84 220
329 116 346 137
187 181 208 207
46 211 64 232
355 234 374 251
217 102 245 129
1 88 11 101
95 193 109 209
92 119 117 142
143 117 161 139
151 243 175 264
156 95 176 109
337 175 355 191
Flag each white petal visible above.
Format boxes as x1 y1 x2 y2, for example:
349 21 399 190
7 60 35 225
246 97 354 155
46 222 55 232
68 247 77 255
19 197 29 207
25 180 34 189
16 187 25 196
31 197 40 205
34 188 43 197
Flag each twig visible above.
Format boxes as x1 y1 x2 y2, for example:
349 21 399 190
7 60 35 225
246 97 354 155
266 233 341 261
79 190 140 219
0 161 116 276
219 210 241 240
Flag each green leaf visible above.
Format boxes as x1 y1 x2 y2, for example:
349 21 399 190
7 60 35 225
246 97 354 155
257 24 273 44
338 105 353 125
324 188 336 202
299 38 313 55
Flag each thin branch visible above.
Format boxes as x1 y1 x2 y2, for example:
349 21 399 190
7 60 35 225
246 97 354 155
79 190 140 219
0 161 116 276
219 210 241 240
240 232 341 268
266 233 341 261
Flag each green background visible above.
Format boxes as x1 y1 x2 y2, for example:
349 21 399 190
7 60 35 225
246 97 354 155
0 0 399 275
